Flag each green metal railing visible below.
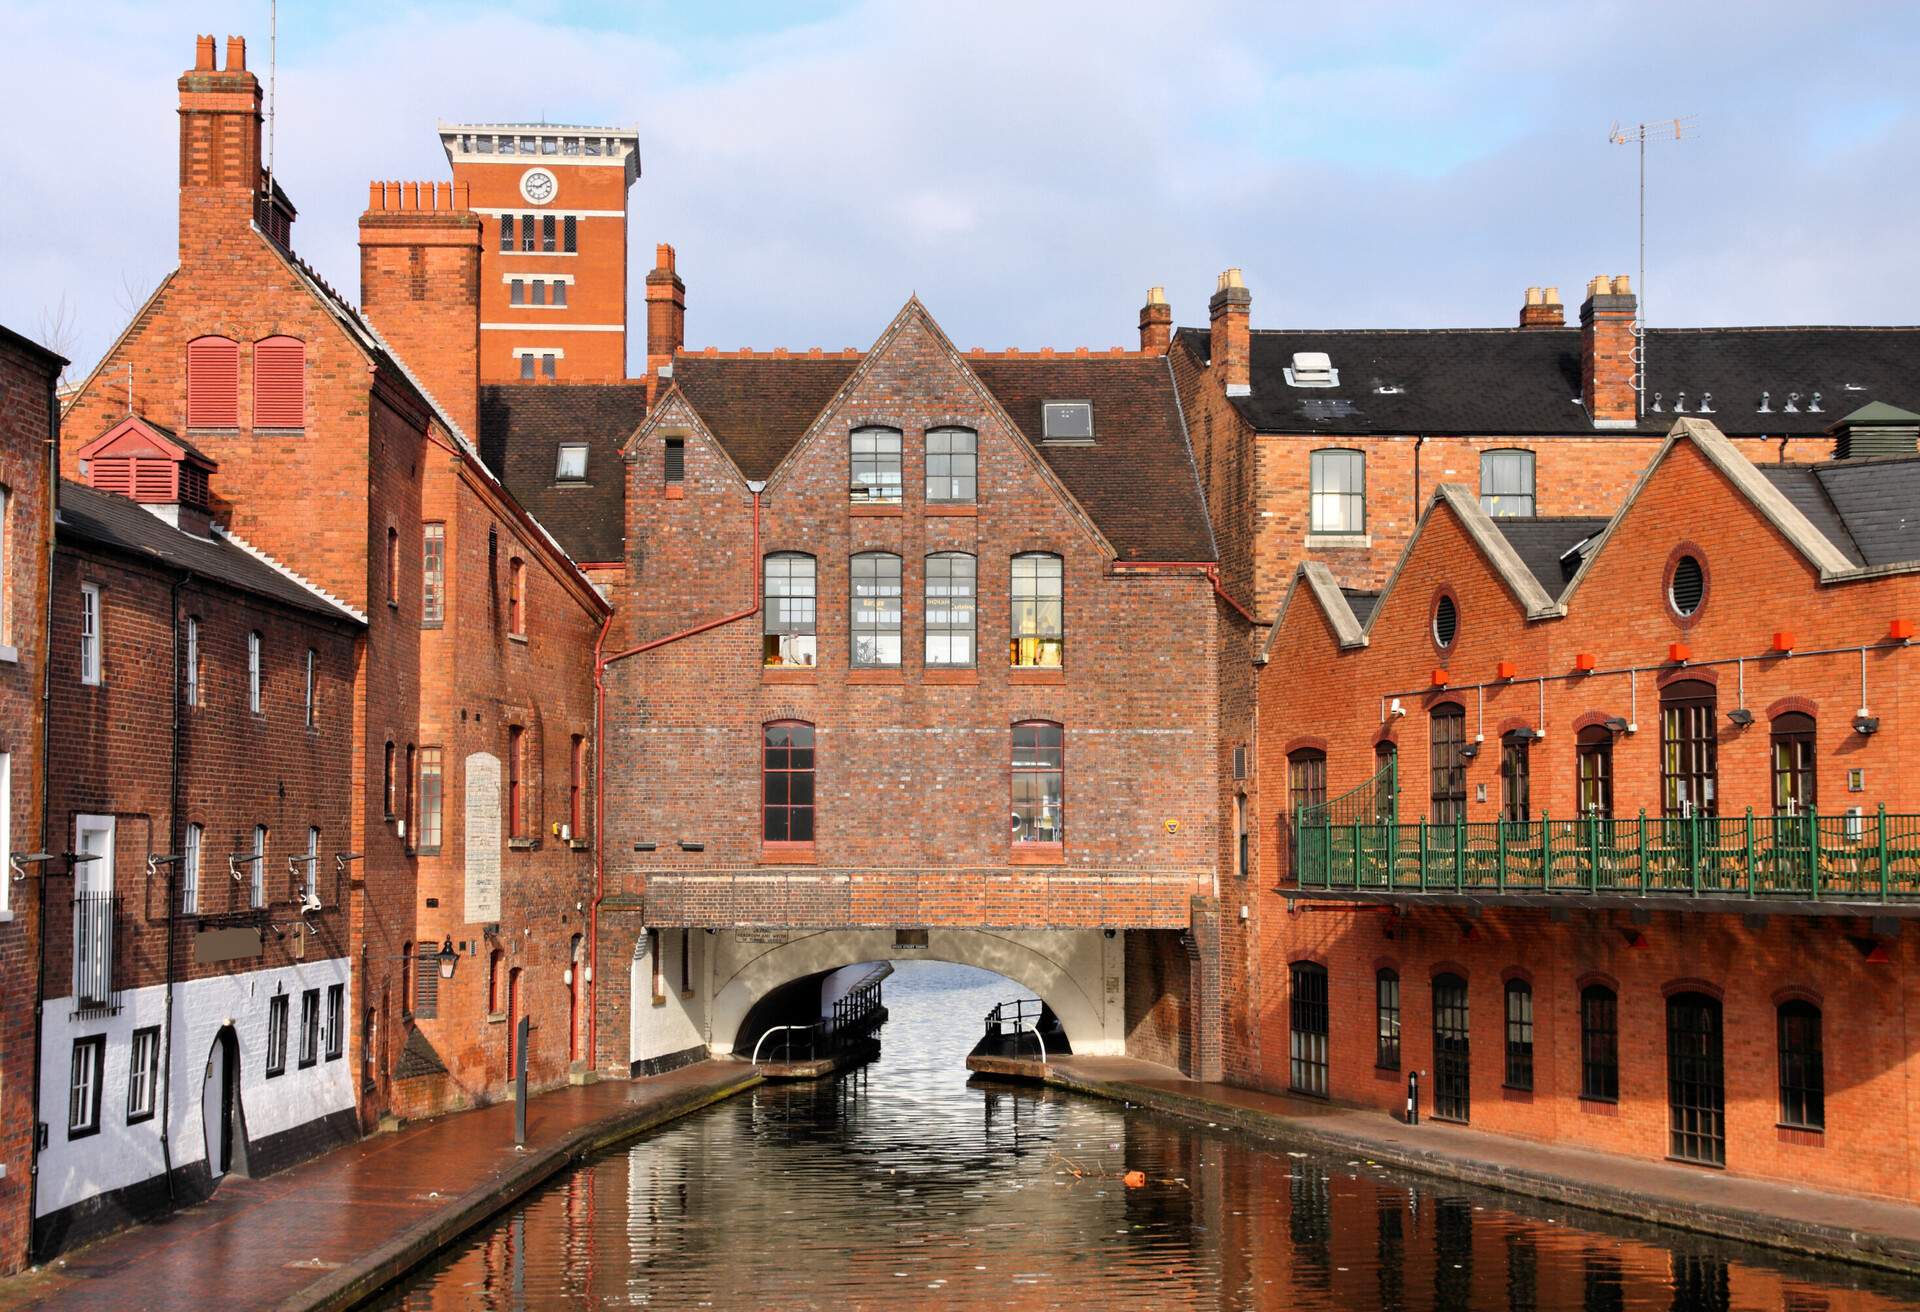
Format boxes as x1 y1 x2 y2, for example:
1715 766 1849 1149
1291 807 1920 902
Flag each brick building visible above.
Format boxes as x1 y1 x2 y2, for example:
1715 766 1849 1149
1256 411 1920 1200
0 324 65 1273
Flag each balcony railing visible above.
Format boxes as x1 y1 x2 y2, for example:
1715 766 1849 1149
73 891 120 1008
1292 807 1920 903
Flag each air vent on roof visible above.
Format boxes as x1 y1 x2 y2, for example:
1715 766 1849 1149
1284 352 1338 388
1041 401 1094 443
1831 402 1920 461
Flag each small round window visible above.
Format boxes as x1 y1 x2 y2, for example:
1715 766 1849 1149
1669 553 1705 617
1432 594 1459 649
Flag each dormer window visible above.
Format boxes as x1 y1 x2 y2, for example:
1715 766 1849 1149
1041 402 1093 443
1285 352 1339 388
555 444 588 482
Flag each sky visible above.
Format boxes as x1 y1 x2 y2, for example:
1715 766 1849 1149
9 1 1920 377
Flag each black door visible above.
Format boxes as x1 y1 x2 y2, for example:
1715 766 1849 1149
1432 973 1470 1121
1667 992 1725 1165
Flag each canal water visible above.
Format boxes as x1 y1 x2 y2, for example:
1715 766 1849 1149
384 961 1920 1310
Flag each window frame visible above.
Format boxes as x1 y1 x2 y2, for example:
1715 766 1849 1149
1309 448 1366 535
1576 725 1614 818
68 1035 106 1138
849 426 904 505
555 443 589 482
849 552 903 668
664 437 685 485
1770 711 1817 816
79 582 101 685
1580 983 1620 1102
761 720 816 849
181 821 202 915
417 747 444 853
247 630 263 714
421 523 446 628
250 823 267 909
1375 968 1401 1070
266 992 289 1077
1500 731 1531 823
1288 961 1330 1098
508 557 527 637
127 1025 161 1124
1478 448 1536 517
763 554 818 668
326 983 345 1060
299 988 320 1069
925 427 978 503
569 734 587 838
184 615 199 706
1660 679 1718 817
507 725 526 839
0 483 8 648
1009 553 1064 668
924 552 977 668
1777 999 1824 1131
304 826 320 903
1504 978 1535 1091
1010 721 1065 848
186 336 240 429
1429 703 1467 825
304 648 317 728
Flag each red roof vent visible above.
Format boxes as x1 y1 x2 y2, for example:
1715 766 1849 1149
76 415 220 515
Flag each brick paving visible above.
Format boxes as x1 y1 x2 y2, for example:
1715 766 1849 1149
0 1062 758 1312
1041 1055 1920 1277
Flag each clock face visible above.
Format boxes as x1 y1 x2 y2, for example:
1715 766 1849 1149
519 168 558 205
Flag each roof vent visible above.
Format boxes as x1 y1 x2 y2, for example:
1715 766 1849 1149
1831 402 1920 461
75 414 219 534
1284 351 1338 388
1041 401 1094 444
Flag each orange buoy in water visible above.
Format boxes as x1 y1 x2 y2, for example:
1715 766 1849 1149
1122 1170 1147 1188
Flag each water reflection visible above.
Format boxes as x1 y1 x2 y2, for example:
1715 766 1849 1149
385 961 1920 1311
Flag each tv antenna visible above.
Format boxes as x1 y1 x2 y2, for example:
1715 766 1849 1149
1608 115 1697 418
265 0 279 196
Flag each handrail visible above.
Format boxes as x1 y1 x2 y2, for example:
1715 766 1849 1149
983 997 1050 1064
752 1024 812 1067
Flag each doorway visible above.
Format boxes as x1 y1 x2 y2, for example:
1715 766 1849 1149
1667 992 1726 1165
200 1026 244 1181
1432 973 1470 1122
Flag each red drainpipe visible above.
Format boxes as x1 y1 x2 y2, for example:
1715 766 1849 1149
588 489 762 1066
1113 560 1257 625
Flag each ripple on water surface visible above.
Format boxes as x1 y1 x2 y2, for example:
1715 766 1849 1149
383 960 1920 1311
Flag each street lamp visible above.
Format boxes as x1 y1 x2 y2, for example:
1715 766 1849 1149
436 936 458 980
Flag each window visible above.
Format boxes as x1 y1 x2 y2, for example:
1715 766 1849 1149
422 524 446 627
562 215 577 253
762 722 815 845
304 648 317 727
184 616 199 706
1479 449 1535 516
927 428 977 503
1581 984 1619 1101
1289 962 1330 1097
555 443 589 481
1576 725 1613 818
1236 794 1249 880
925 553 975 666
299 989 320 1068
304 826 320 903
1432 594 1459 649
499 214 514 252
763 554 817 667
266 993 289 1075
1011 722 1064 845
127 1026 160 1123
508 725 526 838
182 822 202 914
664 438 685 485
418 748 443 852
186 336 239 428
1430 704 1467 825
0 485 8 646
1771 712 1816 815
488 947 505 1014
849 427 903 504
1504 979 1534 1091
1500 732 1530 822
1309 449 1365 534
383 741 396 819
68 1036 105 1136
386 527 400 605
1660 680 1717 817
520 354 534 381
1010 554 1063 667
1376 969 1401 1070
1670 553 1706 617
1667 992 1725 1165
1373 740 1398 822
253 336 305 429
0 755 7 914
1778 1000 1824 1130
521 213 536 251
542 215 557 252
79 583 101 685
530 280 546 307
509 558 526 636
510 278 525 306
1287 748 1327 816
569 735 586 837
552 280 567 308
326 983 345 1059
412 940 440 1019
247 630 262 713
1041 401 1093 442
850 553 902 667
250 824 267 908
1432 974 1471 1122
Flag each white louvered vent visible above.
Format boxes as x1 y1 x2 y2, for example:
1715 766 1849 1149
1284 351 1338 388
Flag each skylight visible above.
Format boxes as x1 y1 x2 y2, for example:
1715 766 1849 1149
1284 351 1339 388
1041 401 1094 443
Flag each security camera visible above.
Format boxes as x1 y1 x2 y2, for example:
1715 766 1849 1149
298 890 323 915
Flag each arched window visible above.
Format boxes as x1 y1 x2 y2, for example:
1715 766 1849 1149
1667 991 1725 1165
1499 730 1531 822
488 947 505 1014
1010 553 1063 667
1771 712 1816 815
762 722 815 846
1580 984 1618 1100
1287 748 1326 816
1504 978 1534 1091
763 554 816 667
1660 680 1717 817
1011 721 1064 846
1576 725 1614 818
849 552 902 667
1288 962 1329 1097
1309 449 1365 534
186 336 239 429
926 427 977 504
1777 999 1823 1131
1479 449 1535 516
1375 968 1401 1070
924 553 976 667
252 336 306 429
1430 704 1467 825
1372 740 1397 823
849 426 902 504
1432 973 1470 1122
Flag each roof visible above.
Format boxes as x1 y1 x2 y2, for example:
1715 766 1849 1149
0 322 68 372
1834 401 1920 427
1340 588 1379 626
76 413 217 468
1488 516 1610 592
669 356 860 481
1175 325 1920 437
478 384 648 564
1759 457 1920 568
56 481 363 624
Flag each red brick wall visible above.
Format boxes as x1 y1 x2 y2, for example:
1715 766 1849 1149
1124 928 1192 1073
359 185 483 439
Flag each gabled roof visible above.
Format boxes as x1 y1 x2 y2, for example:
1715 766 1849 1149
668 356 859 481
1488 516 1609 593
0 322 68 372
1175 325 1920 437
75 413 217 469
478 383 647 564
57 480 363 624
1757 457 1920 569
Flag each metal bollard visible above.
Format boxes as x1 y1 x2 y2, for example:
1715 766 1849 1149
1406 1070 1420 1125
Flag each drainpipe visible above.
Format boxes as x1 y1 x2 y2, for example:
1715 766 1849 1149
1413 435 1426 516
159 573 194 1203
26 368 59 1257
1109 561 1257 626
588 486 763 1069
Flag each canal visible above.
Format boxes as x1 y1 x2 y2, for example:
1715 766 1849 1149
384 961 1920 1310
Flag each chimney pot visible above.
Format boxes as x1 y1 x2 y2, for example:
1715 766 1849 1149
1519 283 1565 329
225 35 246 73
1611 274 1632 295
1525 286 1542 306
645 244 687 375
1138 286 1173 354
194 34 216 70
1544 286 1560 305
656 243 676 272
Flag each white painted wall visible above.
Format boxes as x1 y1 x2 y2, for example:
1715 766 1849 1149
630 929 706 1068
36 957 354 1218
817 961 893 1021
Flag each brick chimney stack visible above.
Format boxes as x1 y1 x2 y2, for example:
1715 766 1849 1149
646 244 687 378
358 180 482 435
1519 285 1564 329
1580 274 1638 425
1208 268 1251 396
1138 286 1171 355
177 34 264 265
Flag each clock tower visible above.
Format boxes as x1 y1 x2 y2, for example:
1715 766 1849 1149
439 123 641 383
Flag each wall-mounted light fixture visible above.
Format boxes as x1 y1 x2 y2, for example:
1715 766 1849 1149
1854 714 1881 736
1726 708 1754 727
436 936 459 980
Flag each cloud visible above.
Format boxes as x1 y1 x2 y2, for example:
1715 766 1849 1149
9 0 1920 378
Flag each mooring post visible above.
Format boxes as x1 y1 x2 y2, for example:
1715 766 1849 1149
515 1015 531 1146
1406 1070 1420 1126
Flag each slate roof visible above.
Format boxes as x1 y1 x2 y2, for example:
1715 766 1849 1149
1488 516 1611 593
57 481 362 624
1759 457 1920 568
1174 325 1920 438
669 356 859 481
1341 589 1380 626
478 384 648 564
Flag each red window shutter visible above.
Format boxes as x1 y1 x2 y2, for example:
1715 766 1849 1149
90 457 134 498
187 337 239 428
132 458 174 502
253 336 306 428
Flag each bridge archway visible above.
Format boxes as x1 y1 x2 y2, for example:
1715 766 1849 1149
707 928 1123 1056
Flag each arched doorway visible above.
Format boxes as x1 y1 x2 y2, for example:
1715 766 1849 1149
201 1026 246 1181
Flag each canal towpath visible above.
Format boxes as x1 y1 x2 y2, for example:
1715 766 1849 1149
0 1061 761 1312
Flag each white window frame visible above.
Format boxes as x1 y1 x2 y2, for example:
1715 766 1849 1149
305 826 320 903
555 444 589 481
304 648 316 727
1309 449 1366 536
266 993 288 1076
127 1027 160 1121
325 983 344 1060
182 822 202 914
250 823 267 909
79 583 102 685
247 631 262 714
68 1037 103 1136
184 616 199 707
